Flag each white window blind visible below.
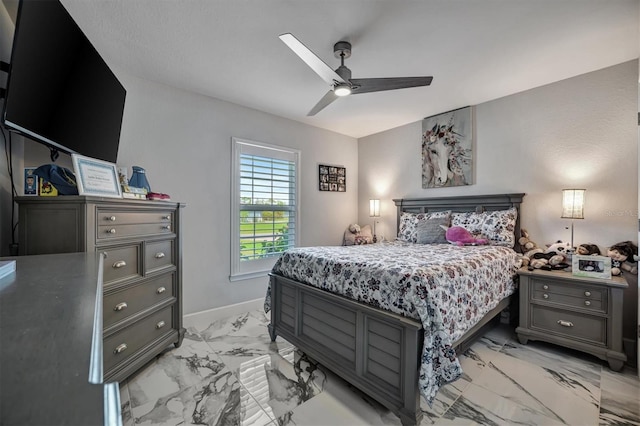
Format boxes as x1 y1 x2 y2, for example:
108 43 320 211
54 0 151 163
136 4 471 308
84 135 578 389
231 138 300 281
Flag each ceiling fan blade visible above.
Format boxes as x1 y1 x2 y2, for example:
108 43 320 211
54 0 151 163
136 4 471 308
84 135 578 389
279 33 346 85
308 91 339 116
350 76 433 94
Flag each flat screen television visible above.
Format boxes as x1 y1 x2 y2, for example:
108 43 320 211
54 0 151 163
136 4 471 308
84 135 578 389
2 0 126 163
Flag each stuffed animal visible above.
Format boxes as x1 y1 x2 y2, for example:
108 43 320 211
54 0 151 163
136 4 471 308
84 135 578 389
576 243 601 256
517 229 543 267
440 225 488 246
518 229 539 251
525 240 571 270
607 241 638 276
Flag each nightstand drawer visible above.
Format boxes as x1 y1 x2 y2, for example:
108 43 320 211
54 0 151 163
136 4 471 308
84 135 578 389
104 273 175 329
530 305 606 345
103 305 175 372
102 245 141 284
532 290 605 313
532 280 605 301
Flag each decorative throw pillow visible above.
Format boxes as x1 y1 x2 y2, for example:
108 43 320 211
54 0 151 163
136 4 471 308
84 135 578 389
398 210 451 243
451 208 518 247
416 217 450 244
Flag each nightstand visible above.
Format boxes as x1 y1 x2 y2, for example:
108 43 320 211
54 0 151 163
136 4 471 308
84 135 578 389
516 268 628 371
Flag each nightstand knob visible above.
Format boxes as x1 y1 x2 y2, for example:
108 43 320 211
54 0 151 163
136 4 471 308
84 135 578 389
584 291 591 297
557 320 574 328
543 293 549 299
163 215 171 220
108 216 117 222
542 285 549 290
114 302 128 311
584 300 591 306
114 343 128 354
107 228 116 234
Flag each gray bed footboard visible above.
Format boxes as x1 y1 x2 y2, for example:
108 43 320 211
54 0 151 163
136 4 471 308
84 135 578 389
268 273 425 425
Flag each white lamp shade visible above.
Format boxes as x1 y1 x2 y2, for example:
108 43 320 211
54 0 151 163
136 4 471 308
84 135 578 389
561 189 585 219
369 199 380 217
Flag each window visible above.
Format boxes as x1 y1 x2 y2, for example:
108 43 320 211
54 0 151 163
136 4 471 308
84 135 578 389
231 137 300 281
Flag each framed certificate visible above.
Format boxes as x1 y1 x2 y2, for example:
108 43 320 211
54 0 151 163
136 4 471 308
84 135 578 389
72 154 123 198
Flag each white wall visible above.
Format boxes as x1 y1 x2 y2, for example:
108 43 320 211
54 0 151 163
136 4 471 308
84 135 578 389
358 61 638 250
115 75 358 314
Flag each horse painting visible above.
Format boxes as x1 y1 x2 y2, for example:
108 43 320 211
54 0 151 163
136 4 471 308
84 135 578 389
421 108 472 188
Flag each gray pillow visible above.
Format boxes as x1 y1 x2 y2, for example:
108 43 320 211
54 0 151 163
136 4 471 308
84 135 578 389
416 217 450 244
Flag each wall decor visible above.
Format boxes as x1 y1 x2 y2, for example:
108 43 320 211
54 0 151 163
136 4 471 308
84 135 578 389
572 255 612 279
422 106 473 188
319 164 346 192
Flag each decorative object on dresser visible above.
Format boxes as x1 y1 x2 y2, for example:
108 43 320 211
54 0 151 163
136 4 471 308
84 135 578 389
421 106 473 188
72 154 123 199
516 268 627 371
16 196 185 383
561 188 585 249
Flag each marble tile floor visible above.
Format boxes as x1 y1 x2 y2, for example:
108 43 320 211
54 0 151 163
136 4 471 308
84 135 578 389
119 309 640 425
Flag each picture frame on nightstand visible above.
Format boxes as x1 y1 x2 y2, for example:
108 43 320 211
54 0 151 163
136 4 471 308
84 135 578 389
572 254 611 279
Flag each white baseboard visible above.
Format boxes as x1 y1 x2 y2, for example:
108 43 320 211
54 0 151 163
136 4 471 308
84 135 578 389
183 298 264 330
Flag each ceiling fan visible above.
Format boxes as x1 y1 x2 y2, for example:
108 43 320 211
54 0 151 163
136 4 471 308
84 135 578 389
279 33 433 116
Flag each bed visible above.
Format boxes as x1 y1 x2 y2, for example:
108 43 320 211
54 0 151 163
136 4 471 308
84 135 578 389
266 193 524 425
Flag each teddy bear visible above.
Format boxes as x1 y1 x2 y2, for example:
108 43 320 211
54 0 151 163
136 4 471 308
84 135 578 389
517 229 544 268
527 240 570 270
607 241 638 276
518 229 539 252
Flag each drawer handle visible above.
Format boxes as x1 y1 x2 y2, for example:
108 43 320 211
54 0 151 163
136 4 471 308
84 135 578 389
542 285 549 290
114 302 128 311
114 343 128 354
107 228 117 234
156 321 166 329
584 291 591 297
557 320 574 328
156 286 166 294
543 293 549 299
584 300 591 306
112 260 127 269
163 215 171 220
108 216 117 222
155 252 165 259
162 225 171 230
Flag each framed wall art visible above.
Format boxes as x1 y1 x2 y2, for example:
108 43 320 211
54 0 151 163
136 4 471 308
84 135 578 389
319 164 346 192
422 106 473 188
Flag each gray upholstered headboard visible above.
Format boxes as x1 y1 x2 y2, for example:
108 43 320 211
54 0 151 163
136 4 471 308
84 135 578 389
392 193 525 252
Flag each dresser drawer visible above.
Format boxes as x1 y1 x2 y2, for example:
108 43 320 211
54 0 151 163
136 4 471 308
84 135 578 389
97 210 174 226
104 305 174 372
530 305 606 345
102 245 141 284
145 240 175 274
98 223 174 240
104 273 175 328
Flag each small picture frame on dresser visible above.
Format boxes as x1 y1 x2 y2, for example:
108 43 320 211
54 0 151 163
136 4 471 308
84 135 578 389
572 255 611 279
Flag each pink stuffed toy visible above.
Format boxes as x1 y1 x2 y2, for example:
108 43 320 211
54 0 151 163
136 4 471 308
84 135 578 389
441 225 488 246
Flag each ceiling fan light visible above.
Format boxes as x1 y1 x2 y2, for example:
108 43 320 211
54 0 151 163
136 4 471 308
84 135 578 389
334 84 351 97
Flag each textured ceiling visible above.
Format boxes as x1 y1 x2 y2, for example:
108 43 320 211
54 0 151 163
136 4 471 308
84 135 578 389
57 0 639 139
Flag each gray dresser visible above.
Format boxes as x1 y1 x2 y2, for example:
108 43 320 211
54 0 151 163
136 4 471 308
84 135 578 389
516 268 627 371
16 196 185 382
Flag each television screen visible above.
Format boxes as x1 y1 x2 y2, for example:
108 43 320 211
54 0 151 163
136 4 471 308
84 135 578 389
2 0 126 163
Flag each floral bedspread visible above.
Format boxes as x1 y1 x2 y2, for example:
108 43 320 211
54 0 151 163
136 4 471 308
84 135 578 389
264 240 519 405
